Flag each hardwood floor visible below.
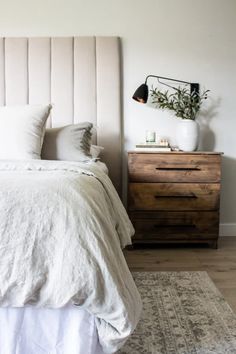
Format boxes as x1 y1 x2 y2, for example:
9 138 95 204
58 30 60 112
124 237 236 313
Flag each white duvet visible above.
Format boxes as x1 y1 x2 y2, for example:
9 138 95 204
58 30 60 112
0 160 142 353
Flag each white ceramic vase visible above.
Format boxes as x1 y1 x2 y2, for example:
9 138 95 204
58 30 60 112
176 119 199 152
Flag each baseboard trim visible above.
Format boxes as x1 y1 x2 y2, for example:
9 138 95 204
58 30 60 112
220 223 236 236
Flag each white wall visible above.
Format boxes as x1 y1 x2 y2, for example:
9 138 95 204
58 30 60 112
0 0 235 234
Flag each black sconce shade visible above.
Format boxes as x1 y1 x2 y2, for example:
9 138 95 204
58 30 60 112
132 83 149 103
132 75 199 104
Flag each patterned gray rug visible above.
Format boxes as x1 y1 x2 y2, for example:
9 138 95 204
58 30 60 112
118 272 236 354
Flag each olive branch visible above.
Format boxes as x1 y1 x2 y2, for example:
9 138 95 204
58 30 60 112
150 86 209 120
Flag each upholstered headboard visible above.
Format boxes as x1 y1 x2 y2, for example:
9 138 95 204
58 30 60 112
0 37 121 193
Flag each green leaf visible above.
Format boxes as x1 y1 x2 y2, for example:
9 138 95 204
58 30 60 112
151 85 209 120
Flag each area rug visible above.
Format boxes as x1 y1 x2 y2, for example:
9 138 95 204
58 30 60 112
118 272 236 354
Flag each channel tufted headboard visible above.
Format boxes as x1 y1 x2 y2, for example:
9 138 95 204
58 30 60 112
0 37 121 193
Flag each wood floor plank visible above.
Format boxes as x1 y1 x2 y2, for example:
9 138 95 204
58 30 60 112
124 237 236 313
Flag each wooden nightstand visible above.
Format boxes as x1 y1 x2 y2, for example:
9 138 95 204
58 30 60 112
128 151 222 248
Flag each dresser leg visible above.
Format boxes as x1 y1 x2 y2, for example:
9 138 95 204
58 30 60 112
210 240 218 249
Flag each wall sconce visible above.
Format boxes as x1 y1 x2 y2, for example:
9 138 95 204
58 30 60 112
132 75 199 103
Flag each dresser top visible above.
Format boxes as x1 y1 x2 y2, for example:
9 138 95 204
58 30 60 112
128 151 223 155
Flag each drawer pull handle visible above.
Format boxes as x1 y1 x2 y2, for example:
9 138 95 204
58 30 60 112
154 224 197 230
154 194 197 199
155 167 200 171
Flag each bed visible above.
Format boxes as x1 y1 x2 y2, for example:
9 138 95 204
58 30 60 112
0 37 142 354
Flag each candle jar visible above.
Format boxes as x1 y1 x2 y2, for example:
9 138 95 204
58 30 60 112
145 130 156 143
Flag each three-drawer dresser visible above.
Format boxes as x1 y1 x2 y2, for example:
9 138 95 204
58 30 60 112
128 151 222 248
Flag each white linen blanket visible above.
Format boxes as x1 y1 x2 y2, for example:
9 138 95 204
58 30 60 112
0 160 142 353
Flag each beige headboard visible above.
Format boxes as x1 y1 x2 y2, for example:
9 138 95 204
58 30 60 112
0 37 121 193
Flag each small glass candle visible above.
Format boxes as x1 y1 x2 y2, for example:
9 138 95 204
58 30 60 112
146 130 156 143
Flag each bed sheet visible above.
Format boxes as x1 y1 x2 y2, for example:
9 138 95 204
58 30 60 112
0 305 104 354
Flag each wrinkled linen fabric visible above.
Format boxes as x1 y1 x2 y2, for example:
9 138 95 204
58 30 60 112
0 160 142 353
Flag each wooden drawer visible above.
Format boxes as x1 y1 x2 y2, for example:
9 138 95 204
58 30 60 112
130 211 219 241
128 183 220 211
128 153 221 183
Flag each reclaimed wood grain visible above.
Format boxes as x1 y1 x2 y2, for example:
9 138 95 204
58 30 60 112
128 183 220 211
128 152 222 183
127 152 222 248
129 211 219 240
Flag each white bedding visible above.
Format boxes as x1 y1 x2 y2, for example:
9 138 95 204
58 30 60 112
93 160 109 174
0 306 103 354
0 160 142 353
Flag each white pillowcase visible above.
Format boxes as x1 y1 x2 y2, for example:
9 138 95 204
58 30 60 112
90 145 104 158
41 123 93 162
0 104 51 160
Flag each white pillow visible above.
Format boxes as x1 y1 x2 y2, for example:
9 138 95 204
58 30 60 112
41 122 93 162
0 104 51 160
90 145 104 158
